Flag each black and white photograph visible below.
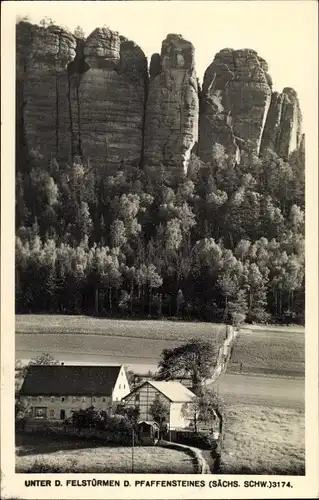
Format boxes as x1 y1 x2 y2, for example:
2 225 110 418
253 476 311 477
1 0 318 497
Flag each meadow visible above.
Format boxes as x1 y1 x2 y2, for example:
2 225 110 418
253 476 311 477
15 314 226 369
15 433 196 473
228 327 305 377
16 314 226 342
220 404 305 475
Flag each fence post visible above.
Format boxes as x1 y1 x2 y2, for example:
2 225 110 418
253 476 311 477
131 427 135 473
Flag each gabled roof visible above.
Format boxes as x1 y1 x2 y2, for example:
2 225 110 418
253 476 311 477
148 381 195 402
124 380 195 403
20 365 123 396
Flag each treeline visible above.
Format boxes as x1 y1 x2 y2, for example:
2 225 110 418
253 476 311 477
16 143 305 323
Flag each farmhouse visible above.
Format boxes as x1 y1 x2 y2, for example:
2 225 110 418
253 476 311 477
123 381 196 430
19 365 130 420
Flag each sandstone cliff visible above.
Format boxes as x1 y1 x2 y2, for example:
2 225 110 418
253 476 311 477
143 34 199 176
70 28 148 170
16 21 76 161
16 22 148 170
199 48 273 164
260 88 303 159
16 22 303 174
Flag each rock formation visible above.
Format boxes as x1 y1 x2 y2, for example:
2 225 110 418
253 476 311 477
16 22 148 171
199 48 273 164
16 21 77 161
143 34 199 177
69 28 148 170
16 22 303 174
260 88 303 159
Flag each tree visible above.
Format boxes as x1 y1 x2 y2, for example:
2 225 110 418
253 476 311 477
136 264 162 315
181 388 223 434
176 289 185 316
125 368 142 389
74 25 85 39
245 263 269 323
149 394 169 437
228 289 248 325
110 219 127 248
28 353 59 366
15 360 27 395
116 403 140 426
39 17 55 28
157 339 217 394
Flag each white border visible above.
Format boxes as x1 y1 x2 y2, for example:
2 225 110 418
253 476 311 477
1 2 318 499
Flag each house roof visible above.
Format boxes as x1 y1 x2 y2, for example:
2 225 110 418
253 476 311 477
148 381 195 402
19 365 123 396
138 420 159 427
124 380 195 403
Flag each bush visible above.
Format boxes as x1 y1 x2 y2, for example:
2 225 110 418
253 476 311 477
173 431 219 450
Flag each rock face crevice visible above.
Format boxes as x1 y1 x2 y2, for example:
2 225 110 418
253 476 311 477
143 34 199 178
67 38 90 160
16 22 303 174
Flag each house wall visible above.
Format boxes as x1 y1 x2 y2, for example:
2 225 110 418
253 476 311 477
124 383 171 423
21 395 113 420
112 365 131 402
169 402 193 430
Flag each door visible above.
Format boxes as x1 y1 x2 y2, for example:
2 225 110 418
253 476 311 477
60 409 66 420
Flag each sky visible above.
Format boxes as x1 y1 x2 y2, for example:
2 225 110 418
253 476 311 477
11 0 317 122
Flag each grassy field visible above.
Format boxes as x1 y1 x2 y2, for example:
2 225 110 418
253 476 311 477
214 373 304 409
220 404 305 475
16 434 195 473
16 315 226 342
228 327 305 377
16 315 226 370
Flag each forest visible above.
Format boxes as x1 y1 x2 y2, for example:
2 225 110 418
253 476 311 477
15 142 305 324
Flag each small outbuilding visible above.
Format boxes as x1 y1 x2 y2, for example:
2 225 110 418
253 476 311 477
137 420 160 445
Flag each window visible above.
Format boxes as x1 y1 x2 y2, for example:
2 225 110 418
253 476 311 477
34 407 47 419
51 396 55 402
49 409 55 417
135 394 140 402
82 397 86 403
102 398 106 403
123 384 126 389
73 396 76 402
38 396 43 402
61 397 65 402
92 397 96 403
119 384 121 389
